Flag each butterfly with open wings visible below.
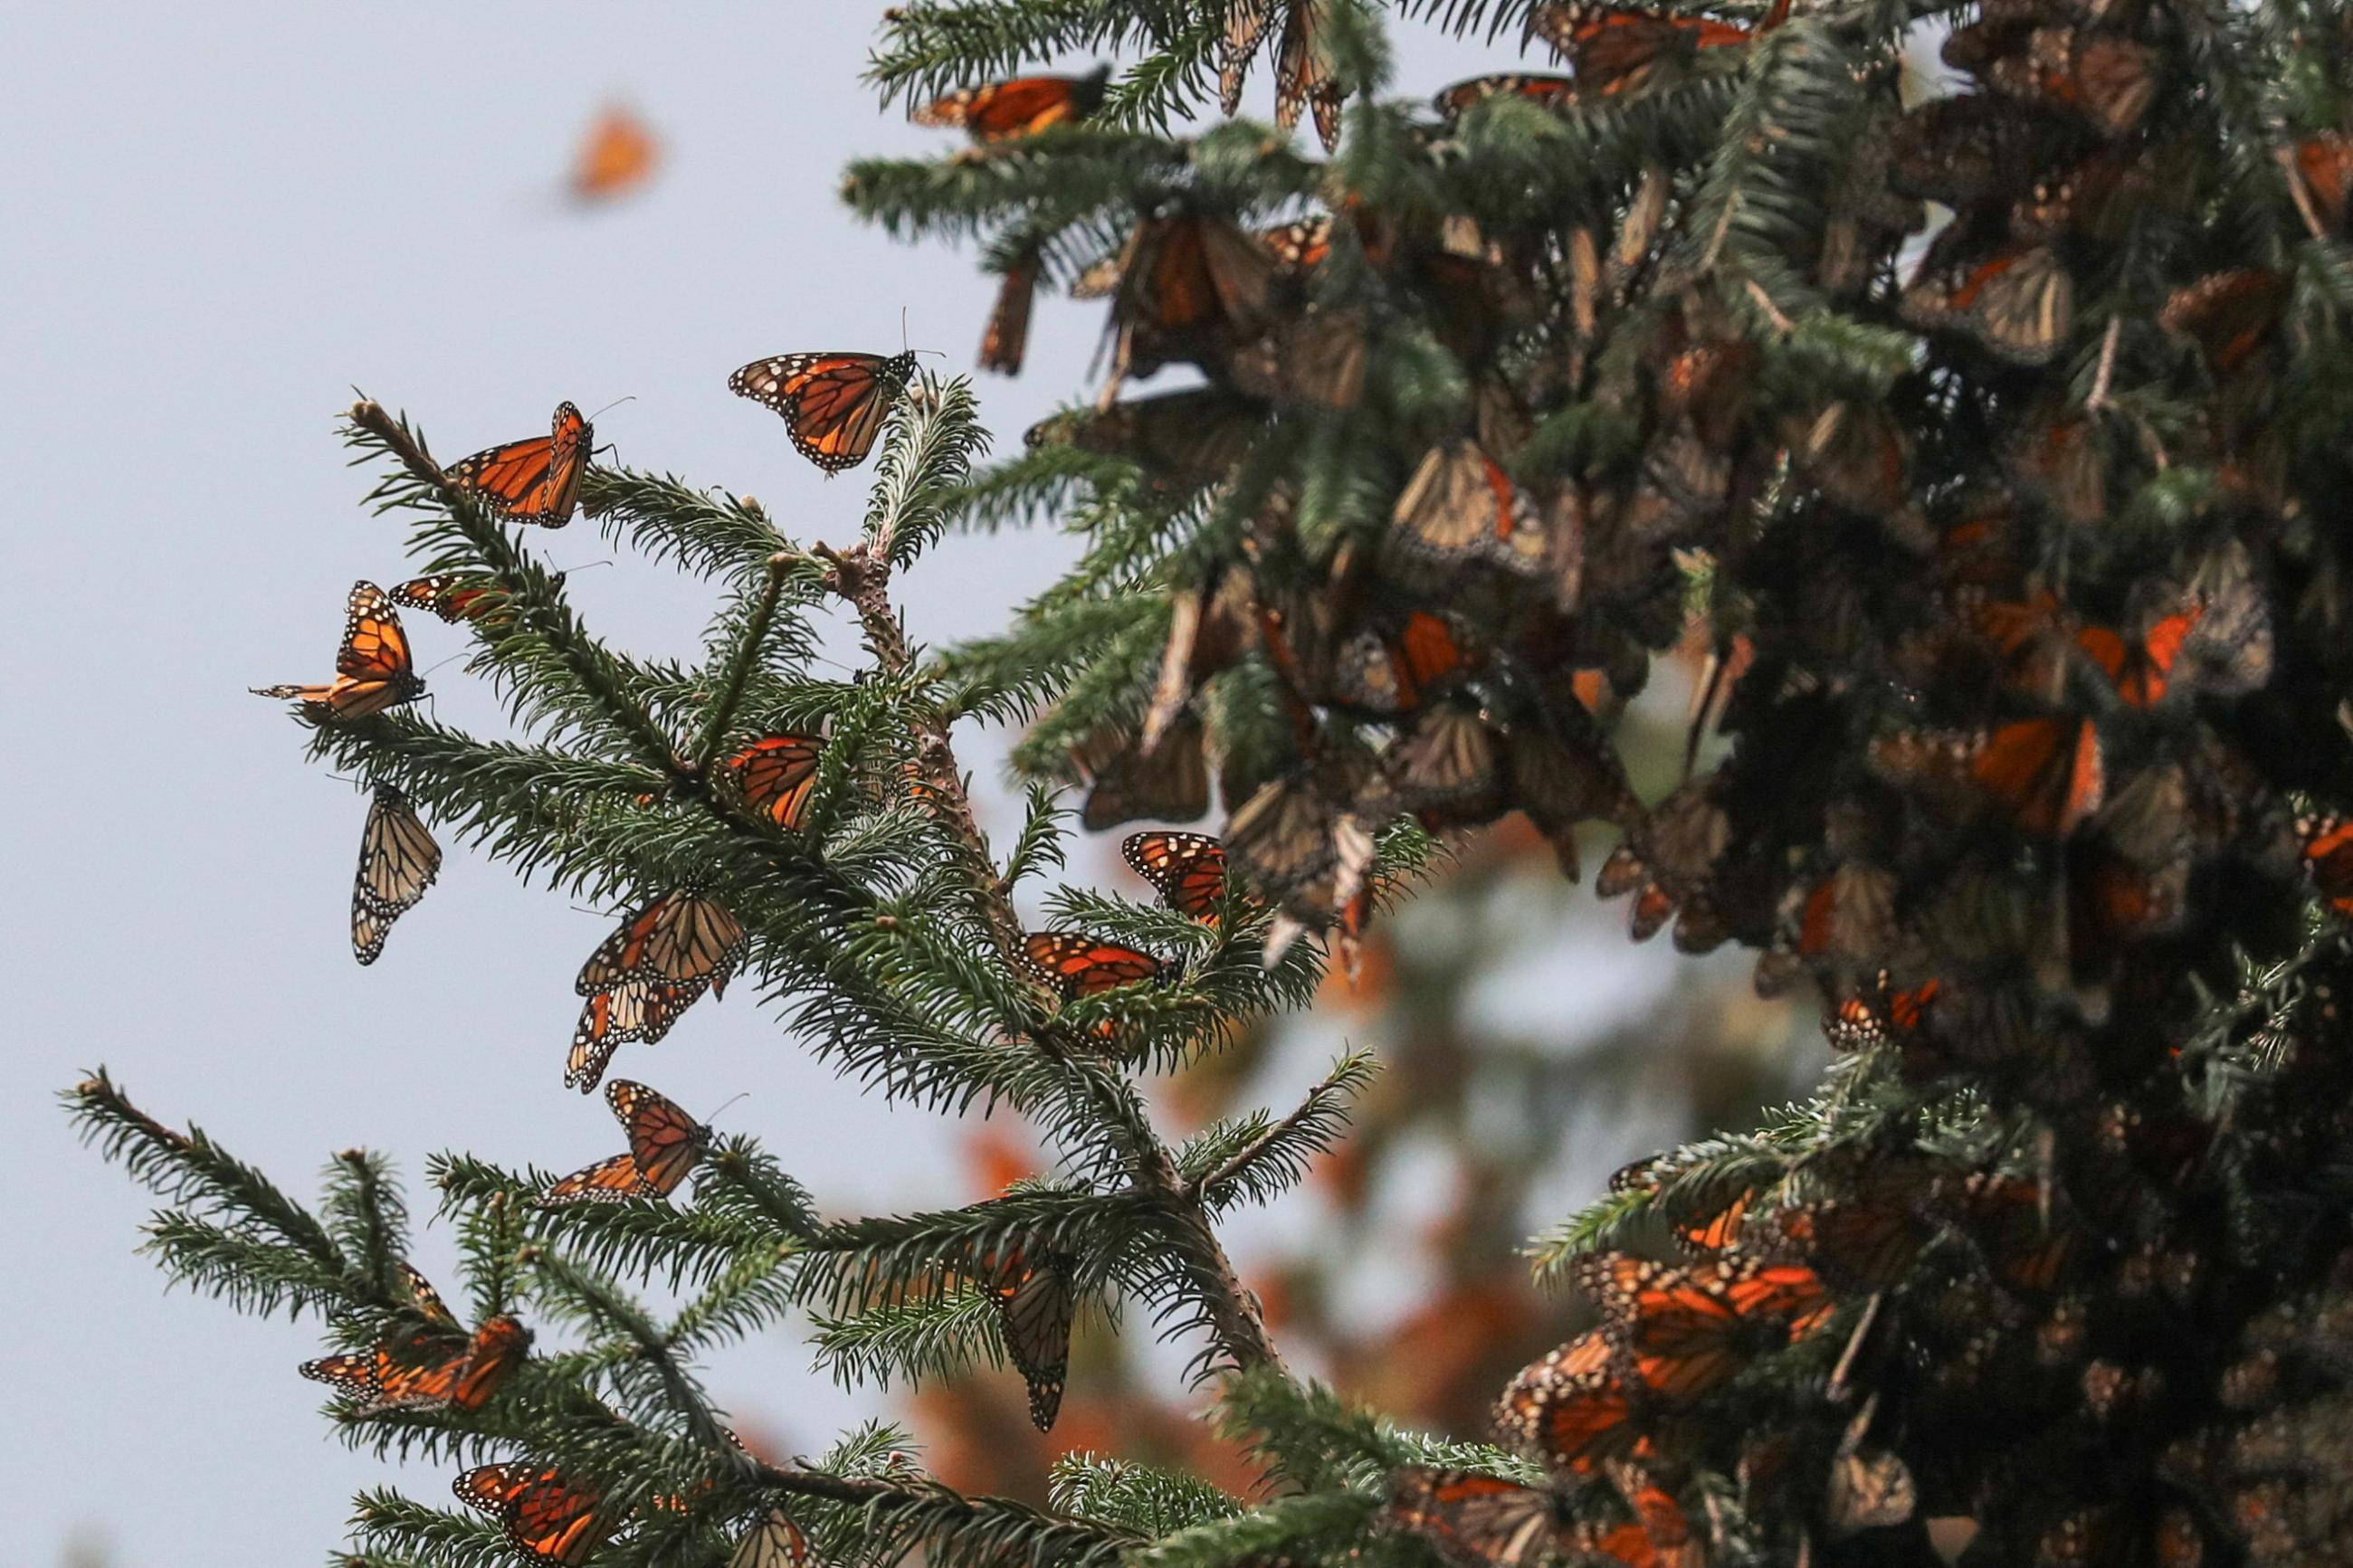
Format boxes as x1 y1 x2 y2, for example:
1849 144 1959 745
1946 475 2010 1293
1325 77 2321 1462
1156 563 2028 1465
252 581 426 721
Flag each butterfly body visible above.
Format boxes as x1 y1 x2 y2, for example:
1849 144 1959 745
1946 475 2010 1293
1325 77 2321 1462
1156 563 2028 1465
252 580 425 720
1124 830 1248 922
300 1264 529 1415
445 403 590 527
729 351 917 472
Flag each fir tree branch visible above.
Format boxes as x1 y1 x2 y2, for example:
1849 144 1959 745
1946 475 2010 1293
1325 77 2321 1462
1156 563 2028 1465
1189 1051 1377 1211
694 549 798 774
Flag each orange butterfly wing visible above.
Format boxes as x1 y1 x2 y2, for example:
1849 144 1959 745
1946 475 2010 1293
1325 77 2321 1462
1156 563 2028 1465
729 352 916 473
455 1465 607 1566
724 735 824 828
447 404 590 526
1123 831 1234 921
1019 932 1165 997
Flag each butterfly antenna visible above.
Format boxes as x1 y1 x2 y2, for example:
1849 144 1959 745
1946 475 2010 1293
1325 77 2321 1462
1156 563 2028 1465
550 557 615 580
587 395 637 423
420 651 472 680
703 1091 751 1128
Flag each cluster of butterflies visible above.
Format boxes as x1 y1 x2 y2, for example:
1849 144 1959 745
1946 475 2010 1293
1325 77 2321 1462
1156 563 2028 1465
1378 1146 2114 1567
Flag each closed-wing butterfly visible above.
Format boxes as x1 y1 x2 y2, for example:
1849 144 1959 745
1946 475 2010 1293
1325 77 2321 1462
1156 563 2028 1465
2159 268 2291 375
1078 714 1212 831
1106 214 1278 378
911 64 1110 140
1527 0 1787 97
540 1080 714 1206
1220 0 1274 115
352 784 442 965
252 580 426 720
1872 716 2104 837
1386 704 1507 827
984 1245 1076 1430
1274 0 1345 150
979 255 1039 375
1491 1330 1640 1477
566 975 714 1092
1986 30 2158 138
1381 1468 1582 1568
1124 831 1246 923
1434 74 1580 120
1025 388 1266 491
722 734 825 830
569 105 659 203
729 350 918 473
1579 1252 1831 1399
390 573 522 627
454 1464 609 1567
1388 440 1550 579
730 1510 811 1568
1900 234 2074 366
446 403 591 527
576 890 747 996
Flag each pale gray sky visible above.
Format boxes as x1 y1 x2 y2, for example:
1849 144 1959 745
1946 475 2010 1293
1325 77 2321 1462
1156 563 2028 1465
0 9 1731 1567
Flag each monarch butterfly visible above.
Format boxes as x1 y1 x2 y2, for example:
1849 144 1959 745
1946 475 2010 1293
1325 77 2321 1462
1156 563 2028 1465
2158 268 2291 375
2002 402 2107 527
1077 715 1212 831
1387 441 1551 580
1106 214 1278 379
540 1080 713 1206
569 105 659 203
1224 304 1370 411
1226 770 1348 915
252 581 426 721
1020 932 1167 1000
910 64 1110 140
722 735 825 830
1823 972 1942 1052
1887 94 2090 208
1987 30 2158 138
1786 401 1911 518
565 975 714 1092
391 574 498 625
1774 1184 1934 1293
2074 607 2202 708
1124 831 1243 923
576 891 747 996
979 256 1038 375
1526 0 1785 97
446 403 592 527
1434 74 1580 120
1027 388 1268 491
352 784 442 965
1259 215 1335 270
2008 147 2147 243
1386 704 1506 827
1825 1415 1918 1539
1325 611 1481 717
1491 1332 1639 1476
1901 235 2074 366
2298 133 2353 233
1872 717 2103 837
1273 0 1345 150
2299 812 2353 917
1946 1171 2072 1293
1380 1468 1582 1568
985 1248 1077 1430
454 1464 609 1566
303 1282 529 1415
729 350 918 473
1578 1252 1831 1399
730 1510 811 1568
1220 0 1274 115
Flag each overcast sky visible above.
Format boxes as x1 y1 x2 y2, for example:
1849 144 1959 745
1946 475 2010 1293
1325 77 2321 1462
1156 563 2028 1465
0 9 1696 1567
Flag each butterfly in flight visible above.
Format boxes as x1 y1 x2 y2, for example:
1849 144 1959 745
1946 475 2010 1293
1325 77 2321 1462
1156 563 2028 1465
540 1080 714 1206
252 580 426 720
454 1463 609 1566
301 1262 529 1415
445 403 592 527
721 734 825 830
352 784 442 965
910 64 1110 141
1124 831 1251 923
729 351 918 473
568 105 659 203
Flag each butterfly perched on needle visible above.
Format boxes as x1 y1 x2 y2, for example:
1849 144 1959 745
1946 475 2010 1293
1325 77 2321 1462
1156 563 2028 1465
730 1510 811 1568
300 1262 530 1416
910 64 1110 141
352 785 441 965
539 1080 713 1206
1577 1251 1832 1400
1380 1468 1588 1568
1491 1329 1643 1478
720 734 824 830
1525 0 1787 97
971 1243 1076 1430
445 402 592 527
252 580 425 720
1124 831 1254 924
576 890 747 996
566 976 715 1093
729 351 918 473
454 1463 609 1566
1020 931 1168 1044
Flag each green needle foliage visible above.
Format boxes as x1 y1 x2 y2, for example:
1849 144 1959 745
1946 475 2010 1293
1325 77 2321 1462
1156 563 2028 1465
66 1 2353 1566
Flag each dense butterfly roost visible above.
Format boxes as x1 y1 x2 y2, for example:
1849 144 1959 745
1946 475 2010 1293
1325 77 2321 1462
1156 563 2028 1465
62 3 2353 1568
849 0 2353 1563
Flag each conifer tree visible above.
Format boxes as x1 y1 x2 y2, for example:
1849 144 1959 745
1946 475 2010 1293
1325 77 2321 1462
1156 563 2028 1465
68 1 2353 1566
